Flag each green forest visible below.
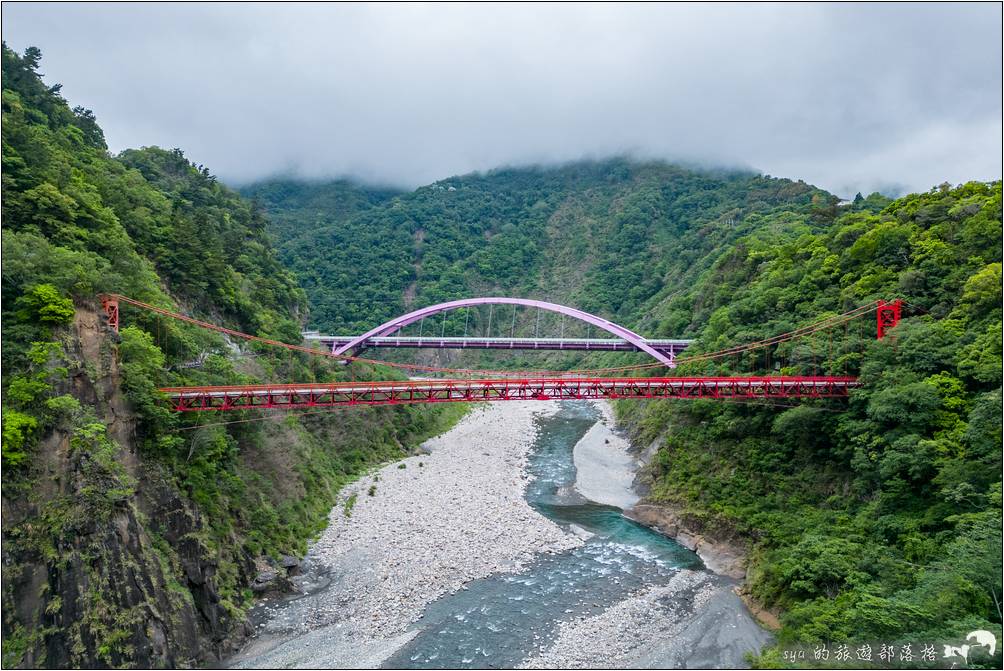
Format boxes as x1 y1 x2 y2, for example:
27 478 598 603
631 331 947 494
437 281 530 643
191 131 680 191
244 162 846 335
2 40 1001 670
618 180 1002 665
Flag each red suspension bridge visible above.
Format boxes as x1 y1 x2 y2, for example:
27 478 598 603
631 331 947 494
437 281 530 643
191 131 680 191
99 294 903 413
160 377 859 412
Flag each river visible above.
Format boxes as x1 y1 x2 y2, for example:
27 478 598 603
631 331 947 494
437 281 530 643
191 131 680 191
229 401 771 669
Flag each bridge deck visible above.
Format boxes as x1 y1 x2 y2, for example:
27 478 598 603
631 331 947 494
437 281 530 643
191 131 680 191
161 376 859 412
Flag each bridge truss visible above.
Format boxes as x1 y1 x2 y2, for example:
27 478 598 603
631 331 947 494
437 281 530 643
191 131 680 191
303 334 693 356
160 376 860 412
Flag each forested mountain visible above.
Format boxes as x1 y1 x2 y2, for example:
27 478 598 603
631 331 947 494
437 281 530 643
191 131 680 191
248 166 1002 661
1 45 462 668
244 164 851 337
244 178 401 246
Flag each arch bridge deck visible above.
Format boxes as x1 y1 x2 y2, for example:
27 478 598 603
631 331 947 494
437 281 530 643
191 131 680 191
303 334 693 354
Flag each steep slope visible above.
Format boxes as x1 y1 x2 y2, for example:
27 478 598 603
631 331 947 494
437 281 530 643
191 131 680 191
1 45 462 669
616 181 1002 662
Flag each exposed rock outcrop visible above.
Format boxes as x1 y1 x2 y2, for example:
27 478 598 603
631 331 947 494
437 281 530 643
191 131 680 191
735 584 782 631
625 503 748 580
1 308 254 668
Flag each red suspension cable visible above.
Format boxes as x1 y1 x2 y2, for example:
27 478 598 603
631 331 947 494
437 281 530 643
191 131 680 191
100 294 880 378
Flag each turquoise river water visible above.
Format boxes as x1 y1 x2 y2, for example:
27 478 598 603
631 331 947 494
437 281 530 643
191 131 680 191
383 401 703 669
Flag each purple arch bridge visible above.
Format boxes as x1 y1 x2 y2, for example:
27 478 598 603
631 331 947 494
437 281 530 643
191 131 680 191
329 297 683 368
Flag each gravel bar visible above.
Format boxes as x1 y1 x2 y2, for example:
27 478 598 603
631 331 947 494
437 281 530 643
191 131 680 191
520 570 771 669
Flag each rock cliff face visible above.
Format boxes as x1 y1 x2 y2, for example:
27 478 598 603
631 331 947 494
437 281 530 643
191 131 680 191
1 309 250 668
624 503 748 580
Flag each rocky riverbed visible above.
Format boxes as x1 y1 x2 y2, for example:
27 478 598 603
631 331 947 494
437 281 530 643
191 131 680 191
229 402 582 668
520 570 715 668
229 400 771 669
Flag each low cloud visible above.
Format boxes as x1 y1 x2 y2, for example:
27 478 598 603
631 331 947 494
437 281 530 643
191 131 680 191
3 3 1001 196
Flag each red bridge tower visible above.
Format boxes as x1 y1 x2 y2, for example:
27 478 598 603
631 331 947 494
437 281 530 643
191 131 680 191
876 299 902 339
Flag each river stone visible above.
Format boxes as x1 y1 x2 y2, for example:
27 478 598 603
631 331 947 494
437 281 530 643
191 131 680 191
251 570 295 595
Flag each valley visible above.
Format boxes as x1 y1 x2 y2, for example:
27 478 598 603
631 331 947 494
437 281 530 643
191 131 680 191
1 41 1001 670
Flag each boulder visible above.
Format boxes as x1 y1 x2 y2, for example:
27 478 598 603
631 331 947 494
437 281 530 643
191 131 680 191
280 555 301 576
251 569 293 595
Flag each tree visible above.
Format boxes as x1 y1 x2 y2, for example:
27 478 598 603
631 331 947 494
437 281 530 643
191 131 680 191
21 46 41 71
14 284 74 325
71 106 106 148
1 410 37 467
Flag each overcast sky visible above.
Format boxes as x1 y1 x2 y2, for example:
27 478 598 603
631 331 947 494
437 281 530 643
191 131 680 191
3 3 1001 196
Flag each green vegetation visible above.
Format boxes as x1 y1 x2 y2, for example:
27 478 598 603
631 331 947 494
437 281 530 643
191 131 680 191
244 163 831 337
14 284 75 326
243 178 400 247
1 409 37 467
343 493 358 518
